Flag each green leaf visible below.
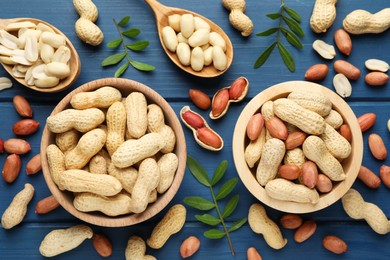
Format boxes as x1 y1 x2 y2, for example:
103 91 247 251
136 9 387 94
281 28 302 49
101 53 126 66
228 217 247 232
126 41 149 51
129 60 155 71
283 16 304 37
122 28 141 38
215 178 238 201
277 42 295 72
195 214 221 226
118 16 130 26
222 194 239 218
254 42 276 69
283 6 302 22
106 39 123 48
183 196 215 210
256 28 279 37
211 160 227 186
114 62 129 78
186 156 211 187
266 13 282 20
204 229 226 239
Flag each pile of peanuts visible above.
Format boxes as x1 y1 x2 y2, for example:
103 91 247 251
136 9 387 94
244 89 353 204
0 21 72 88
162 13 228 72
45 86 179 216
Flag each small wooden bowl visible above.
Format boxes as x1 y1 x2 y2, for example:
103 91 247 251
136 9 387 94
232 81 363 214
40 78 186 227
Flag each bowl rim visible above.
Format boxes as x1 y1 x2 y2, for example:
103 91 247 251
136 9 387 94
232 81 363 213
40 78 187 227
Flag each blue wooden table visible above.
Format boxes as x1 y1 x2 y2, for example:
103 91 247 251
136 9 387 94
1 0 389 259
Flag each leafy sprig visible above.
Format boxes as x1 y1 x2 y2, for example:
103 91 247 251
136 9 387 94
254 0 304 72
101 16 155 77
184 156 247 256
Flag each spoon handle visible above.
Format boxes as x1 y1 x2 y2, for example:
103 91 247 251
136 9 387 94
144 0 171 16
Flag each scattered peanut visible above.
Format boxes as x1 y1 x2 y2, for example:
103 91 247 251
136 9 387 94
315 173 333 193
365 59 389 72
357 112 376 132
246 113 264 141
380 165 390 188
343 8 390 34
342 189 390 234
333 73 352 98
147 204 186 249
180 236 200 258
221 0 254 37
312 40 336 60
322 235 348 254
2 153 21 183
300 161 319 189
189 89 211 110
279 214 303 229
365 71 389 86
12 119 40 135
368 133 387 160
334 60 360 80
39 225 93 257
13 95 32 117
35 195 60 214
294 220 317 243
3 138 31 154
310 0 338 33
73 0 103 45
1 183 34 229
247 247 262 260
26 153 42 175
304 64 329 81
92 233 113 258
248 203 287 249
358 165 381 189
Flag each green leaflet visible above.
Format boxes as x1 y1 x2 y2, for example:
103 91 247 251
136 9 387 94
222 194 239 218
122 28 141 38
204 229 226 239
195 214 221 226
102 15 154 77
127 41 149 51
254 0 303 72
254 42 276 69
187 156 211 187
183 196 215 210
101 53 126 66
114 62 129 78
215 178 238 201
228 217 247 232
277 42 295 72
211 160 227 186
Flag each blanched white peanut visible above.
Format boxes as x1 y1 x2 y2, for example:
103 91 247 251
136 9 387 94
40 43 54 64
36 22 55 33
52 45 71 63
365 59 389 72
24 32 38 62
176 33 188 44
333 73 352 98
40 31 66 48
209 32 226 51
312 40 336 59
45 62 70 79
203 46 213 66
180 14 195 38
191 46 204 71
188 28 210 48
194 17 211 31
212 45 227 71
168 14 181 32
5 21 36 31
162 26 178 52
176 42 191 66
39 225 93 257
34 76 60 88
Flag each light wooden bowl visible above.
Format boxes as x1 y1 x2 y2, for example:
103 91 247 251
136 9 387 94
40 78 186 227
232 81 363 214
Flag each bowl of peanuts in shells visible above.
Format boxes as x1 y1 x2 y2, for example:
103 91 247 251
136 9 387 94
232 80 363 214
40 78 186 227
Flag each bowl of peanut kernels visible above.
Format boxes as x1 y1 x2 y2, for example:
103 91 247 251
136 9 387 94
232 81 363 214
41 78 187 227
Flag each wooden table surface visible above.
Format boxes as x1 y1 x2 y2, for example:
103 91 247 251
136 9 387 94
1 0 389 259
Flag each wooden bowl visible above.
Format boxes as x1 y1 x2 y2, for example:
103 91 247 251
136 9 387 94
40 78 186 227
232 81 363 214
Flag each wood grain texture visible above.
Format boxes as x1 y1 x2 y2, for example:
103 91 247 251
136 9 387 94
0 0 389 259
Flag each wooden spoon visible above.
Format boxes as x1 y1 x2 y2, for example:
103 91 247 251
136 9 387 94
0 18 80 93
144 0 233 78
